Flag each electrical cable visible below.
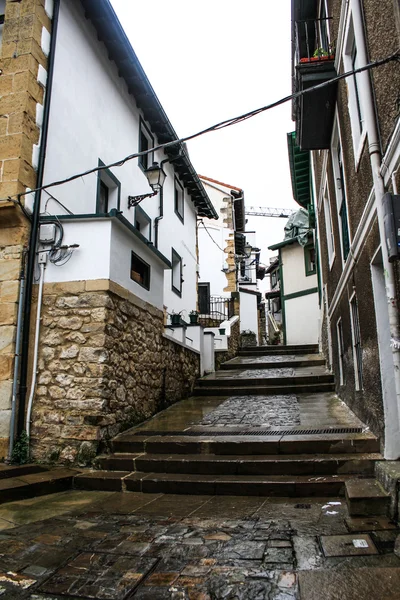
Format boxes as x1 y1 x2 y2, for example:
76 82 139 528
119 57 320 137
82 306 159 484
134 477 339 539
198 219 226 252
1 50 399 207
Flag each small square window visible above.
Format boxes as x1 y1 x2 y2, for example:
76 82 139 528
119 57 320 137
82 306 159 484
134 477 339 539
139 118 154 171
96 160 121 214
174 177 184 222
304 244 316 276
135 205 152 241
172 248 182 296
131 251 150 290
0 13 4 52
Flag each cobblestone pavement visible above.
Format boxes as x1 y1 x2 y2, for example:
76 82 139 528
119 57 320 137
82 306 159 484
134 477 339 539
238 369 296 379
199 395 300 427
0 491 399 599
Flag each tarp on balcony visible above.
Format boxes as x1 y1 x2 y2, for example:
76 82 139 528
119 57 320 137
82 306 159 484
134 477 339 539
287 132 310 209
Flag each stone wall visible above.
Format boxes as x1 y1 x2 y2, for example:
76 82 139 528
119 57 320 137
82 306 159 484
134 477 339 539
214 318 240 371
0 0 53 458
30 280 200 465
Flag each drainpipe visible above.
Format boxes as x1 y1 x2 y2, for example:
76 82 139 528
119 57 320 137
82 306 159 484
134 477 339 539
6 251 27 461
16 0 60 438
353 0 400 458
25 257 47 439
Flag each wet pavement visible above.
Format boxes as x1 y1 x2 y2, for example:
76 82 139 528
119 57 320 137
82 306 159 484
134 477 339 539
0 490 399 598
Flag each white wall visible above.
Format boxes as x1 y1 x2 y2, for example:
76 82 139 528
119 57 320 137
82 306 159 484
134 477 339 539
40 0 202 315
285 293 319 344
240 291 259 343
281 243 317 295
197 183 233 297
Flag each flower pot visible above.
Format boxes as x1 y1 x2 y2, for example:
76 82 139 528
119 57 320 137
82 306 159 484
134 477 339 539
219 328 226 335
171 314 181 326
189 314 199 325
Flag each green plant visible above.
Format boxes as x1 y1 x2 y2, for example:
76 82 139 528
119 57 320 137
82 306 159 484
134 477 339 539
11 431 30 464
241 329 256 335
189 310 199 316
313 47 328 57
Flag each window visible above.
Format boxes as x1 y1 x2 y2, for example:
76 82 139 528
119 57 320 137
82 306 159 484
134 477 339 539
343 16 365 159
131 251 150 290
350 293 363 390
172 249 182 296
331 124 350 263
323 183 335 267
336 318 345 386
271 270 278 289
138 118 154 171
198 282 210 314
174 177 184 222
135 205 151 241
96 160 121 214
304 244 316 276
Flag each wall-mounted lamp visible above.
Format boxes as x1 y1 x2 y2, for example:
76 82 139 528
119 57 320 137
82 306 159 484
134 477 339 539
128 162 167 208
244 243 252 258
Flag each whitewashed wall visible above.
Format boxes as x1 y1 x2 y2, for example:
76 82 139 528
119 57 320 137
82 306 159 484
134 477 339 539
240 291 259 344
285 293 319 344
197 183 233 297
281 243 317 295
40 0 201 315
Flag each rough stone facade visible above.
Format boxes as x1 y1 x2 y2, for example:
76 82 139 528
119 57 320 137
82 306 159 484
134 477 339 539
30 280 200 465
214 318 240 371
0 0 52 458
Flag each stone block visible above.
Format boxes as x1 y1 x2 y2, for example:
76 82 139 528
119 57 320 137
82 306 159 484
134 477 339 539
0 325 15 354
0 380 12 410
0 258 20 282
375 460 400 520
59 344 79 359
0 225 28 247
85 279 110 292
0 303 17 325
0 355 13 380
0 75 13 96
0 409 11 437
0 281 20 306
0 117 8 136
47 281 85 294
78 347 108 363
58 316 83 330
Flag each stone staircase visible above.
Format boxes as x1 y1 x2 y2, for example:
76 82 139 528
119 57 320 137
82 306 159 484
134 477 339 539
74 344 391 516
0 464 77 504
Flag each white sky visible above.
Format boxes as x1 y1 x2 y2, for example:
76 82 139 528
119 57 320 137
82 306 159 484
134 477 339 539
110 0 299 284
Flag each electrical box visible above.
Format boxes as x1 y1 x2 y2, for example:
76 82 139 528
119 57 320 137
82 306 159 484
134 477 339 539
39 223 56 244
383 194 400 262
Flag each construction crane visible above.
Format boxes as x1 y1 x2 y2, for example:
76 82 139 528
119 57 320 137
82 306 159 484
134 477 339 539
245 207 296 218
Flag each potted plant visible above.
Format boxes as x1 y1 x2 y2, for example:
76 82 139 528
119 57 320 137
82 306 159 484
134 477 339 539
219 327 226 335
170 310 183 326
300 46 335 63
189 310 199 325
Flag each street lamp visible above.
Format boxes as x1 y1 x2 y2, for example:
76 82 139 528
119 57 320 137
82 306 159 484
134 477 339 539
244 243 252 258
128 162 166 208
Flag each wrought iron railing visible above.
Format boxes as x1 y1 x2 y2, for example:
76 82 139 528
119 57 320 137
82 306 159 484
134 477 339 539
295 17 334 64
199 295 234 327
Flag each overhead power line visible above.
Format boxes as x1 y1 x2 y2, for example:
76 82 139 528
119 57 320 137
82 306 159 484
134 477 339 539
2 49 399 206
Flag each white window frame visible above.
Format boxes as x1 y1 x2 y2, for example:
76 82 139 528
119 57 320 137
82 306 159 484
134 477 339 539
331 117 351 267
336 317 344 386
349 291 363 391
342 13 366 167
323 180 335 269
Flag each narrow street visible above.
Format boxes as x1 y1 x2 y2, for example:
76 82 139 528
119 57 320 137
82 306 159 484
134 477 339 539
1 345 399 599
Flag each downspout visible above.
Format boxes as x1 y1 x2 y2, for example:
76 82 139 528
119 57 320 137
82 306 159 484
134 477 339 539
7 251 27 461
352 0 400 458
26 258 47 439
16 0 60 438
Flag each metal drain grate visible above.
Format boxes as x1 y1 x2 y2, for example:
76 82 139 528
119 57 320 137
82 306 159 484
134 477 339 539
294 503 312 509
132 427 364 437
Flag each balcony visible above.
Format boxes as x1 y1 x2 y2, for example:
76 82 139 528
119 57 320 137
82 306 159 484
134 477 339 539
293 17 337 150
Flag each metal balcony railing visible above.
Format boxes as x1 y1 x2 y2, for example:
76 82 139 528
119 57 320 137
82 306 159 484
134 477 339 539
199 295 234 327
295 17 334 64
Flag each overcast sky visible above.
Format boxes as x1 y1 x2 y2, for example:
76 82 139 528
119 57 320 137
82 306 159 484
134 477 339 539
110 1 298 275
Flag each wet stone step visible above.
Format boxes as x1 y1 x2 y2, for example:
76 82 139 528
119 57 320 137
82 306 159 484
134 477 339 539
132 452 381 476
74 470 132 492
238 344 319 355
111 433 380 455
345 477 391 516
222 357 326 369
0 468 77 504
197 374 334 386
0 463 48 479
193 383 336 396
124 472 349 496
